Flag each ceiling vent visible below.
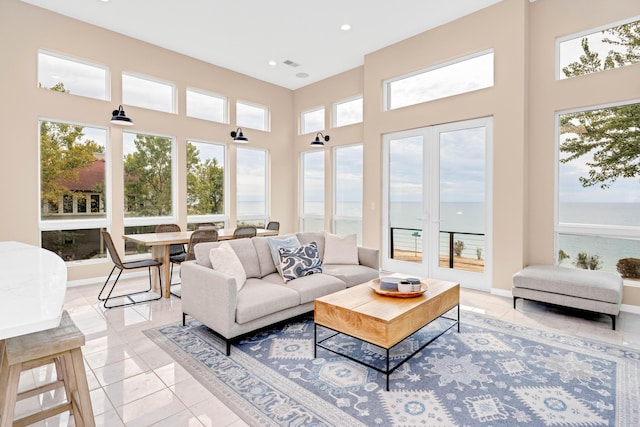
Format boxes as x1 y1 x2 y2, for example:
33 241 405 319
283 60 300 67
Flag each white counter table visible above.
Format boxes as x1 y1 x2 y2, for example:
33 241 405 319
0 241 67 339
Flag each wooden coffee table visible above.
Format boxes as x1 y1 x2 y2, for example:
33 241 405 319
314 276 460 390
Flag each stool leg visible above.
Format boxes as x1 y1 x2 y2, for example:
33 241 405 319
0 363 22 427
65 348 95 427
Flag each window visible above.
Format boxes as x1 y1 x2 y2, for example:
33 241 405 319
39 120 108 261
334 145 363 242
123 132 174 218
236 101 269 131
187 140 226 224
556 101 640 281
558 18 640 80
237 147 268 225
37 50 108 101
186 88 226 123
122 72 175 113
333 97 363 127
301 150 324 232
385 50 494 110
301 107 325 134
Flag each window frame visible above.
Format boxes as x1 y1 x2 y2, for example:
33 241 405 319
38 118 110 264
300 150 325 232
555 16 640 80
122 71 176 114
37 49 110 101
332 143 363 242
186 87 228 123
554 99 640 280
236 146 269 225
236 100 270 131
186 139 229 227
122 130 178 228
332 96 363 128
301 106 325 134
383 49 494 111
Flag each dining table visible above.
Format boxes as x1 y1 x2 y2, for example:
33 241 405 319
122 228 278 298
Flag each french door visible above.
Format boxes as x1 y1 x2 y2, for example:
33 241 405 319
382 117 492 290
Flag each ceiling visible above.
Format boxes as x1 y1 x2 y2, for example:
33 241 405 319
22 0 503 90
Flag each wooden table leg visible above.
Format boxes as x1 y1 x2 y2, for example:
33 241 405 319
151 245 171 298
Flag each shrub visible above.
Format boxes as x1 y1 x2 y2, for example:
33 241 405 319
476 247 483 260
453 240 465 257
558 249 570 264
616 258 640 278
574 251 602 270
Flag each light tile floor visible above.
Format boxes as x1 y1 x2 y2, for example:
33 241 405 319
13 278 640 426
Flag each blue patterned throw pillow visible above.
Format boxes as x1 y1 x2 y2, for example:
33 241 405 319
278 242 323 283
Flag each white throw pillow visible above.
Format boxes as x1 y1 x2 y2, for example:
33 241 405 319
267 235 301 274
209 242 247 291
323 232 358 265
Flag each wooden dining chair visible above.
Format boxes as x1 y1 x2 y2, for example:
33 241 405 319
185 228 219 261
98 230 163 308
155 224 186 292
233 226 257 239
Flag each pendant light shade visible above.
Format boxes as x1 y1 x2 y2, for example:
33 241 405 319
310 132 329 147
110 105 134 126
231 128 249 143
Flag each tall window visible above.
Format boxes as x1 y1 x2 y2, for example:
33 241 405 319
334 145 363 241
37 50 108 101
39 119 108 261
186 88 226 123
301 150 325 232
187 140 226 224
556 101 640 281
558 18 640 80
385 50 494 110
122 72 175 113
236 101 269 131
237 147 268 225
301 107 325 134
333 97 363 127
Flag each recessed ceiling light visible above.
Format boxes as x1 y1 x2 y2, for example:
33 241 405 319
341 24 351 31
296 72 309 78
268 60 277 67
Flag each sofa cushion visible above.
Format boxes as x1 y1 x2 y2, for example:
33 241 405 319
323 232 358 265
323 264 379 288
267 234 301 275
193 239 261 278
194 241 221 268
209 242 246 291
284 273 346 304
235 279 300 324
296 231 325 260
278 242 323 283
251 236 277 277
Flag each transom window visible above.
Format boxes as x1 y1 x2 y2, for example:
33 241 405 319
301 107 325 134
333 97 363 127
236 101 269 131
558 18 640 80
122 72 176 113
186 88 227 123
385 50 494 110
37 50 108 101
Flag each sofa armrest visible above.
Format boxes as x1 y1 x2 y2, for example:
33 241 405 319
358 246 379 271
180 260 237 339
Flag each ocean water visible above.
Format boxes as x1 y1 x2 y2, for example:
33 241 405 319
244 201 639 274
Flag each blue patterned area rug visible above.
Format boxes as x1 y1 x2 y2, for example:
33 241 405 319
144 312 640 426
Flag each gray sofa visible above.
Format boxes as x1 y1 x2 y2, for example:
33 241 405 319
180 231 380 354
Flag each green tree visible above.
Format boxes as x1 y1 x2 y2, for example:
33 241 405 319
560 21 640 188
124 135 172 216
40 83 103 206
186 142 224 215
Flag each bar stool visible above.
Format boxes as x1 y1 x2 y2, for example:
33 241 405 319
0 310 95 427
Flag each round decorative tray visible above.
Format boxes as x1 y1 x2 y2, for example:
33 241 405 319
369 278 428 298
